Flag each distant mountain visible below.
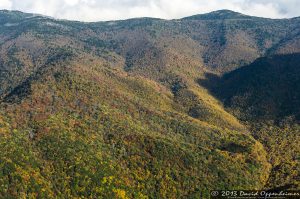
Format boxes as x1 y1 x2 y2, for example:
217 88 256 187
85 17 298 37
0 9 299 198
183 10 254 20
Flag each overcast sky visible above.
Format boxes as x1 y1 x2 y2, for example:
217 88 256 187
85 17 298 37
0 0 299 22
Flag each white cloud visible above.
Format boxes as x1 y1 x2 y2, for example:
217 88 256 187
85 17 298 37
0 0 12 9
1 0 299 21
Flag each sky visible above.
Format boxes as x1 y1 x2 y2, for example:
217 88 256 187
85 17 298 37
0 0 299 22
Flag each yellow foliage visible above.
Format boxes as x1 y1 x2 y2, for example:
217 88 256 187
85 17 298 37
113 188 127 199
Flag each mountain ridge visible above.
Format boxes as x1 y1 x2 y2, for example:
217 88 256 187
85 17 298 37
1 9 299 23
182 10 254 20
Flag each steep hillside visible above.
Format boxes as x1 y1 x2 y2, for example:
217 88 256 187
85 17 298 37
0 53 270 198
0 9 299 198
212 53 300 122
205 53 300 190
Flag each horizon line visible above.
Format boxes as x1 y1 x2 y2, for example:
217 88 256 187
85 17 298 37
0 9 298 23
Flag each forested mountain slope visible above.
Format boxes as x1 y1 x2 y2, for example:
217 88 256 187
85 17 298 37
212 53 300 122
205 53 300 190
0 9 299 198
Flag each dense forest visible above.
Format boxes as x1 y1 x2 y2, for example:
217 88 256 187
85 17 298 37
0 9 299 198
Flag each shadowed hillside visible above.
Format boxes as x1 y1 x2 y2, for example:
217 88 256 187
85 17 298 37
213 53 300 122
201 53 300 190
